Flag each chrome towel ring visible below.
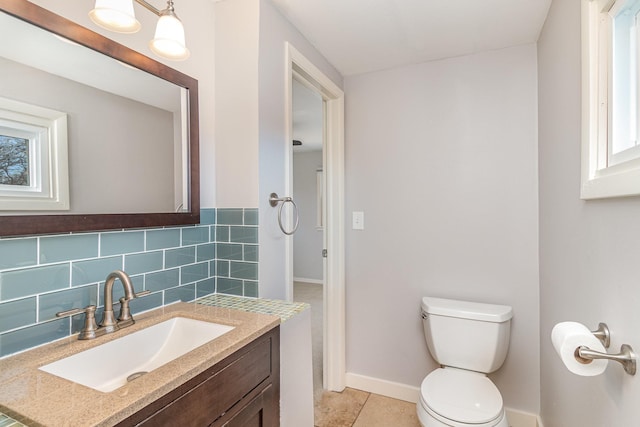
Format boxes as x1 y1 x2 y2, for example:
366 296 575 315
269 192 299 235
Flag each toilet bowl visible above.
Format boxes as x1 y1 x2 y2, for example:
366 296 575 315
417 368 508 427
417 297 512 427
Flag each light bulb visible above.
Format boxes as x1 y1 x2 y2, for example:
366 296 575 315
89 0 141 34
149 12 190 61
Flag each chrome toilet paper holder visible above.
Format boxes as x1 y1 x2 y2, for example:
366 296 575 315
573 323 637 375
590 322 610 348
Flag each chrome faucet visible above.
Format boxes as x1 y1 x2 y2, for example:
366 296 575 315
56 270 149 339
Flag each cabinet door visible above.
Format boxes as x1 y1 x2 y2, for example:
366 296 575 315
221 384 276 427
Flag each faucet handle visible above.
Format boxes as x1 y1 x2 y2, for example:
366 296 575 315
117 289 149 326
56 304 96 318
118 296 133 323
56 305 101 340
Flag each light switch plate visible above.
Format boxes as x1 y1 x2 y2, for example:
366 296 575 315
352 211 364 230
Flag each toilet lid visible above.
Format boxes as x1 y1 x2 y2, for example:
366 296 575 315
421 368 503 424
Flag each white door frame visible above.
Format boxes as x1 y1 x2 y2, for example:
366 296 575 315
284 43 345 392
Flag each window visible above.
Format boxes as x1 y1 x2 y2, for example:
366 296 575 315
582 0 640 198
0 97 69 210
0 133 30 187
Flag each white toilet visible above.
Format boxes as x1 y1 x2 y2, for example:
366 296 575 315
417 297 513 427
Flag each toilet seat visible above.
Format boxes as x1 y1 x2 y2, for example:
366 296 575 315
420 368 504 426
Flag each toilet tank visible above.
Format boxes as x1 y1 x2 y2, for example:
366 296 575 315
421 297 512 373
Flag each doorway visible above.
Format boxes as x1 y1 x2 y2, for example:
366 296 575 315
291 76 325 400
284 43 345 394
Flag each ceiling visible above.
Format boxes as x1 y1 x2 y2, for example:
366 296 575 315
271 0 553 76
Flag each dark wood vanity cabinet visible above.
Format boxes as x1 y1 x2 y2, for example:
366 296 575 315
116 327 280 427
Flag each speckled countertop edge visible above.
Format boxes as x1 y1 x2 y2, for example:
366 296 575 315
0 302 280 427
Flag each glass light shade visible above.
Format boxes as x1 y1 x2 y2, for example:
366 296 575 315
149 14 190 61
89 0 141 33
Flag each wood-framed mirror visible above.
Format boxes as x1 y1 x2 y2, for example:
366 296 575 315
0 0 199 237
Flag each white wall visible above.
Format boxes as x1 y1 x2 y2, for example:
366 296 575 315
293 150 324 282
344 44 540 413
214 0 260 208
538 0 640 425
257 0 342 299
29 0 217 208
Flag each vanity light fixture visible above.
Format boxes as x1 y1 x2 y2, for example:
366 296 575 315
89 0 190 61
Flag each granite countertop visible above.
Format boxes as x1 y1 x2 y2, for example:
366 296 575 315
0 301 280 427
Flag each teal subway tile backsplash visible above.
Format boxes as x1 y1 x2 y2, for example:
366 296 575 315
0 264 70 301
0 209 258 358
0 238 37 270
146 229 181 250
217 260 230 277
244 209 258 225
182 226 210 245
181 262 209 284
209 260 216 277
216 226 230 242
125 251 164 275
217 278 243 296
0 318 69 356
165 284 196 304
72 256 123 286
217 243 243 260
200 208 216 225
40 234 98 263
0 297 36 333
165 247 196 268
100 231 145 256
196 243 216 262
244 245 259 262
230 261 258 280
230 226 258 243
244 281 259 298
196 278 216 297
217 209 244 225
146 268 180 292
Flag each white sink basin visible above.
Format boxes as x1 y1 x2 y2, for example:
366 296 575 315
39 317 234 392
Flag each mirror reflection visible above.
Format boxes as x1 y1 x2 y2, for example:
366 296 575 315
0 10 189 215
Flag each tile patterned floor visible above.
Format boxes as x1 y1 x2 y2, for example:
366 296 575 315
294 282 420 427
314 387 421 427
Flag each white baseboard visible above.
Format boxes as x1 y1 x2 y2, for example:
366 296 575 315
504 408 540 427
345 372 420 403
293 277 323 285
345 372 540 427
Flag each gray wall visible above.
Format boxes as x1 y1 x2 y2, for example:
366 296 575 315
344 44 540 413
1 57 175 214
538 0 640 425
257 0 343 299
293 150 323 282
